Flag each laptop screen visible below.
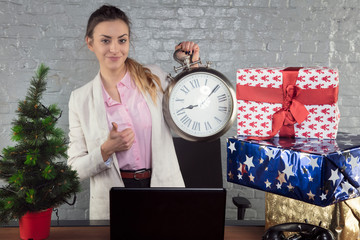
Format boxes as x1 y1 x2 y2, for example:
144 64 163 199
110 187 226 240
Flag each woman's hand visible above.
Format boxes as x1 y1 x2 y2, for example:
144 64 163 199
100 122 135 161
175 41 200 66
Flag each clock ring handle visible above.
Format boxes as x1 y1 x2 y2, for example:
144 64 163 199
173 49 202 72
173 49 191 65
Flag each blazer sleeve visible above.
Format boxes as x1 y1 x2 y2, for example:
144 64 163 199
67 91 111 181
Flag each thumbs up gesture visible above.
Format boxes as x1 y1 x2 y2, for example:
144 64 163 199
101 122 135 161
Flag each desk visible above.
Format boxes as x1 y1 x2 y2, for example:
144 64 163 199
0 221 265 240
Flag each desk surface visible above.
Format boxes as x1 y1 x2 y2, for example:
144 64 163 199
0 225 265 240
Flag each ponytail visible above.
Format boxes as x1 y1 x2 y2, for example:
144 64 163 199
125 58 163 104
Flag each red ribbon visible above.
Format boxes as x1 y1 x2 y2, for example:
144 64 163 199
237 67 338 140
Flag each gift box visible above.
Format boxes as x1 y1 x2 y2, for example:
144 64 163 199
236 67 340 139
265 193 360 240
227 132 360 207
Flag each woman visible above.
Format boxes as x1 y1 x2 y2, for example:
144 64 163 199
67 5 200 220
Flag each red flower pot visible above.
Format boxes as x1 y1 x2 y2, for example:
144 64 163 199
19 208 52 240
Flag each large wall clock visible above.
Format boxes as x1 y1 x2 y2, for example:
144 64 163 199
163 50 236 142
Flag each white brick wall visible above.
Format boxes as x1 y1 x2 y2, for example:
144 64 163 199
1 0 359 221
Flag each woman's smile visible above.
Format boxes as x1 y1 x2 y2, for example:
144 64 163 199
108 56 121 61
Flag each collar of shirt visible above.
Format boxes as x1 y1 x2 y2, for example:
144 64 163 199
101 71 132 107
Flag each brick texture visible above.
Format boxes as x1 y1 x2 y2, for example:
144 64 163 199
1 0 360 221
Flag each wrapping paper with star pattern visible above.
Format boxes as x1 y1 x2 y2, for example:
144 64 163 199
227 132 360 207
236 67 340 139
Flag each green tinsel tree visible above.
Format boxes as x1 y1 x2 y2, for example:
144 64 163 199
0 64 80 223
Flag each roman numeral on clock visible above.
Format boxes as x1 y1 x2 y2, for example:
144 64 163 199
204 121 212 131
180 85 190 94
190 79 200 89
192 121 200 131
180 115 192 127
217 94 226 102
218 106 227 113
214 116 222 124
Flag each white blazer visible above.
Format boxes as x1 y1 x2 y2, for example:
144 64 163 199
67 65 184 220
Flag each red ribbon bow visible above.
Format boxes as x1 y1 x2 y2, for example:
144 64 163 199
236 67 338 140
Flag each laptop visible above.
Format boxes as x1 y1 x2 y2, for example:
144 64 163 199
110 187 226 240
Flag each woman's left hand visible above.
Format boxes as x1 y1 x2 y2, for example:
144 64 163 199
175 41 200 65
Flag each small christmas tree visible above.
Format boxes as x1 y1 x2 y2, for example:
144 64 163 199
0 64 80 223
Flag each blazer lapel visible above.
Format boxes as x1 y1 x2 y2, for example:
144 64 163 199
92 72 108 135
92 72 121 175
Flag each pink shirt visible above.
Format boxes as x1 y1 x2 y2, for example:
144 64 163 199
101 72 152 170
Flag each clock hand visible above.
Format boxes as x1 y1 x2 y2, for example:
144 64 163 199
208 84 220 97
178 104 199 112
201 84 220 106
185 104 198 109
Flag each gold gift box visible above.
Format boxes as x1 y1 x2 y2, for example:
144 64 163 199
265 193 360 239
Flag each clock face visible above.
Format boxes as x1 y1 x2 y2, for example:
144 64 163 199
166 70 235 140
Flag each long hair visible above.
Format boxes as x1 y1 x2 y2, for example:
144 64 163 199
86 5 163 103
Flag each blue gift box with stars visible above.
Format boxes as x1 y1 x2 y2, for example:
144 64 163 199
227 132 360 206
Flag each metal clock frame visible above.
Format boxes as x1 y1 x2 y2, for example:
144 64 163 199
163 66 237 142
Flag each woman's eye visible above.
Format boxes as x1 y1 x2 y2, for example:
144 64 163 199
119 39 127 43
101 39 110 44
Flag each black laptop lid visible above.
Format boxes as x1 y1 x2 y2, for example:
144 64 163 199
110 187 226 240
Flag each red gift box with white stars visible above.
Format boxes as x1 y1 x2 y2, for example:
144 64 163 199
236 67 340 139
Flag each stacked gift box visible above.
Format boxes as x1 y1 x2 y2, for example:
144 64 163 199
227 67 360 238
227 133 360 206
227 66 354 205
236 67 340 139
